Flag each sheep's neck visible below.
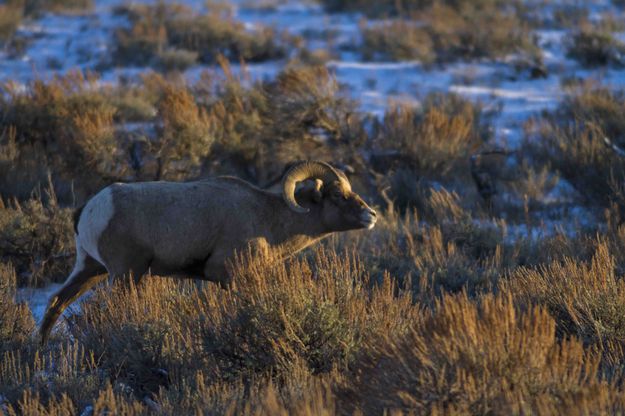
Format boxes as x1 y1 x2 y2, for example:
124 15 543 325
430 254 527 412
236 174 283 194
268 202 329 259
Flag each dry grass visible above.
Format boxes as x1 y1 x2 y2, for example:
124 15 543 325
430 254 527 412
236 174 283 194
377 100 483 176
362 20 435 63
0 3 23 43
0 65 361 202
7 238 625 414
0 249 416 413
333 193 504 301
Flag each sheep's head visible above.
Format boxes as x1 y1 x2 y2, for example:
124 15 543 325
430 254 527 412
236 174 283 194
282 161 377 231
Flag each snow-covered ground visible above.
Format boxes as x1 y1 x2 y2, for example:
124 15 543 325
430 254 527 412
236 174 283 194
4 0 625 317
3 0 625 146
16 283 62 323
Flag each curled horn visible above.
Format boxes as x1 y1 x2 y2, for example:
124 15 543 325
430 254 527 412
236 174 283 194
282 161 342 213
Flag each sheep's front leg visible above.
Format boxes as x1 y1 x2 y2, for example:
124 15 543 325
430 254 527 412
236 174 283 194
202 239 269 288
202 249 231 288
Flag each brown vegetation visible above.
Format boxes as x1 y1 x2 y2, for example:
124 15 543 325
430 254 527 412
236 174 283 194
355 0 536 62
113 2 286 68
567 25 625 67
0 185 74 286
526 85 625 207
0 0 93 45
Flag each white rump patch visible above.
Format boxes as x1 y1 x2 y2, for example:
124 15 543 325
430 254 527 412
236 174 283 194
60 241 87 287
76 186 115 264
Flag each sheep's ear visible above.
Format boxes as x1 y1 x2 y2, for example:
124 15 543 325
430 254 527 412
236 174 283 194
312 179 323 203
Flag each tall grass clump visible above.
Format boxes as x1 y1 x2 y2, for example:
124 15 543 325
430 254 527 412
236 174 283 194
344 292 625 415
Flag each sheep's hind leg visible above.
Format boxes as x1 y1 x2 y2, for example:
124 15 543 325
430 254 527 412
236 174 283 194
39 248 107 345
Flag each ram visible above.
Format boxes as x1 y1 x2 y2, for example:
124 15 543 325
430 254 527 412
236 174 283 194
40 161 377 343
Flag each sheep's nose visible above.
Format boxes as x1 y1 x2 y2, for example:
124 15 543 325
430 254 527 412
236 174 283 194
360 207 377 229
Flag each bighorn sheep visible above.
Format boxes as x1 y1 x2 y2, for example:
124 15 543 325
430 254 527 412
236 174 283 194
40 161 377 343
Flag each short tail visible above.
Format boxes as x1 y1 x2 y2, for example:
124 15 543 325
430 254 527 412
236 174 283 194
39 296 62 346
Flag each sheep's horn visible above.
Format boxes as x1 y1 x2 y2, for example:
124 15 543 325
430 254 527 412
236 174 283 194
282 161 343 213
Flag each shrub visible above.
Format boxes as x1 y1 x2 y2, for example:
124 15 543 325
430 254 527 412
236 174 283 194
343 292 625 414
358 2 535 62
0 4 22 43
503 241 625 346
261 66 356 143
361 21 434 63
30 0 94 13
156 49 198 72
526 86 625 207
376 93 487 177
167 14 284 63
0 187 74 286
114 3 285 67
67 248 416 397
371 93 488 211
0 263 35 354
0 0 93 44
0 72 129 201
319 0 430 16
152 85 214 180
207 64 361 184
337 196 504 301
567 26 625 67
